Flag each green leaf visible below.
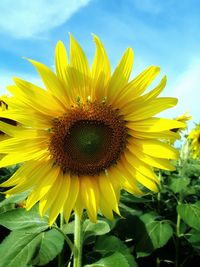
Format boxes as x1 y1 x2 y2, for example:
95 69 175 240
32 229 64 266
95 235 138 266
62 221 75 234
186 229 200 252
120 193 151 203
177 201 200 231
0 191 29 208
83 219 111 241
0 205 49 232
0 229 64 267
84 252 130 267
0 231 42 267
136 213 173 257
168 177 190 193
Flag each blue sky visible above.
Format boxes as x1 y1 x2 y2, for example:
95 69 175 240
0 0 199 126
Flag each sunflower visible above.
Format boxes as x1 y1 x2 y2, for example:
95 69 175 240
0 34 185 225
0 96 17 140
171 111 191 134
188 124 200 158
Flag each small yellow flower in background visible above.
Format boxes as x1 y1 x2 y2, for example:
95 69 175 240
171 111 192 134
188 124 200 159
0 34 185 225
0 96 17 141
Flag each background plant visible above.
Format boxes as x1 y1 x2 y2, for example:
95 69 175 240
0 140 200 267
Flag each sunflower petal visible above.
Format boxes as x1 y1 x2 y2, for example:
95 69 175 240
26 58 69 106
81 176 99 222
91 35 111 100
98 173 120 215
26 165 60 210
112 66 160 107
63 175 79 223
69 34 91 99
48 173 71 225
124 97 178 120
127 118 186 132
107 48 134 103
130 139 179 159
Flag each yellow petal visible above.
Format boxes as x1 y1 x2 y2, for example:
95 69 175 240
98 173 120 215
55 40 68 82
27 58 69 106
124 97 178 120
4 160 50 194
39 174 63 217
107 48 134 103
63 175 79 223
0 161 35 187
127 144 175 171
0 149 48 168
130 139 179 159
69 33 91 99
127 117 186 133
112 66 160 108
0 109 51 129
108 164 143 195
128 128 180 141
0 136 46 154
124 151 159 182
26 165 60 210
99 195 114 220
12 78 65 116
81 176 99 222
91 34 111 100
48 173 71 225
120 157 159 192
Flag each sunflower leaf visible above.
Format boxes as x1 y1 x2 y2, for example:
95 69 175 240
84 252 133 267
177 201 200 231
0 205 49 232
0 191 29 208
135 213 173 257
0 231 42 267
31 229 64 266
95 235 137 266
0 229 64 267
168 176 190 193
83 219 111 241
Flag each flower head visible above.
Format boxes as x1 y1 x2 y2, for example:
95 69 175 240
0 34 185 225
0 95 17 140
171 111 192 134
188 124 200 158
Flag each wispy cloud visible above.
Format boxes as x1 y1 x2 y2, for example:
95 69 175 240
0 0 91 38
167 58 200 123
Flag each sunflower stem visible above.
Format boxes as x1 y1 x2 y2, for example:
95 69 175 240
58 212 64 267
73 213 82 267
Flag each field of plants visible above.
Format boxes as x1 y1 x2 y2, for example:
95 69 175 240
0 130 200 267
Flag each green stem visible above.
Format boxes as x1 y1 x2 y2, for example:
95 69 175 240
58 212 64 267
73 213 82 267
53 226 76 255
175 194 183 267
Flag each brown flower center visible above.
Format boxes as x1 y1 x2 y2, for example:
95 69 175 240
49 102 127 176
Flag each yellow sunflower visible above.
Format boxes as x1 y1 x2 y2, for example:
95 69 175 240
0 34 185 225
188 124 200 158
171 111 191 134
0 96 17 141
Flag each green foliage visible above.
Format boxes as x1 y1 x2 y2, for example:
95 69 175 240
1 157 200 266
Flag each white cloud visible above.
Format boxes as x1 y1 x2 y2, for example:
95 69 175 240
0 0 91 38
168 59 200 124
